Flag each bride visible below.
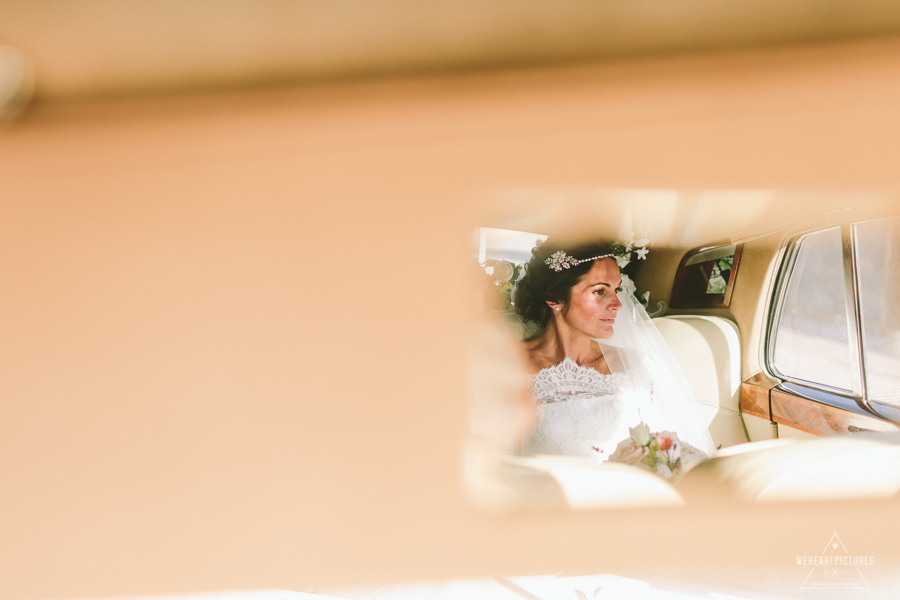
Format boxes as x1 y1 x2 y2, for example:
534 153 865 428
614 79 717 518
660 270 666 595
514 239 716 459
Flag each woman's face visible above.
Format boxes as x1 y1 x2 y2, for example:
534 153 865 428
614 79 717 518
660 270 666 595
553 258 623 339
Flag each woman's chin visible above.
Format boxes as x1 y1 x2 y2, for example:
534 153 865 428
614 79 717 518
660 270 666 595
593 326 615 339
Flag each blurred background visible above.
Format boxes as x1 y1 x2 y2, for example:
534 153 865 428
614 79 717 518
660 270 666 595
4 0 900 104
5 2 900 600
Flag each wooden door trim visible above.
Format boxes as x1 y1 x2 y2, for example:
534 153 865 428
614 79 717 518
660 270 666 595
740 372 776 420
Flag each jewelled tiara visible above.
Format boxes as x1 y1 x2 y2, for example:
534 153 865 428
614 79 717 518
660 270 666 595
534 237 650 272
544 250 614 272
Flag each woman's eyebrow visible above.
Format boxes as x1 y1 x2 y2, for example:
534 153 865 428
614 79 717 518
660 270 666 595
590 282 612 288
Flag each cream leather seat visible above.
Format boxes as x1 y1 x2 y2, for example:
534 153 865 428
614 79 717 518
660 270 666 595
678 432 900 504
653 315 750 449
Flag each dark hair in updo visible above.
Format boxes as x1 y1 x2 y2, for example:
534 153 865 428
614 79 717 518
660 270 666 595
514 239 616 334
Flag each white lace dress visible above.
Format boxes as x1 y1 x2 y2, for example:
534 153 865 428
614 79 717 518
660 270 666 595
521 357 642 458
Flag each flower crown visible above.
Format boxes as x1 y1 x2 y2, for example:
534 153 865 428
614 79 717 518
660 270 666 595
535 237 650 272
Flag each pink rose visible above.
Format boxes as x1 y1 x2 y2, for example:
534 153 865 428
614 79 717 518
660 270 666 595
665 441 682 464
608 438 650 465
655 434 674 451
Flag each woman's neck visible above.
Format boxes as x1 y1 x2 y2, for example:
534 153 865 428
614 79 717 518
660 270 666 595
529 319 602 368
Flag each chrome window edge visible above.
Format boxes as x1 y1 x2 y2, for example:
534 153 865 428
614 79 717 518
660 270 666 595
851 220 900 422
775 377 856 404
849 222 883 415
841 223 866 401
870 400 900 423
761 230 802 386
778 382 896 423
778 382 870 417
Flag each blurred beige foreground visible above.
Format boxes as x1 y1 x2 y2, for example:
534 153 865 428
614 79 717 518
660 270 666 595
7 4 900 600
6 0 900 100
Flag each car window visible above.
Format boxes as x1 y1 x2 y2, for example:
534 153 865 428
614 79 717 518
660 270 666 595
476 227 547 312
772 226 855 392
476 227 546 265
855 217 900 407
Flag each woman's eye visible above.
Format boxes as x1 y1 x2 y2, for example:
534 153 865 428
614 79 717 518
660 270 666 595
594 289 606 296
615 287 623 293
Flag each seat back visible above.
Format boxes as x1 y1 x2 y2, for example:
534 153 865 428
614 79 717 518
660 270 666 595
653 315 749 448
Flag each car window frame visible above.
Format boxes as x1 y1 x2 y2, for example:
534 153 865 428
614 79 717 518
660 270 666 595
763 222 898 425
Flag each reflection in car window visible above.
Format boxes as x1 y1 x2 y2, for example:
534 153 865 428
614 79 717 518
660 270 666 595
856 217 900 406
670 244 741 309
706 254 733 294
773 227 854 391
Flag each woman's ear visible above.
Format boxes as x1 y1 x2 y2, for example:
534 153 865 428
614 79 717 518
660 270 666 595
546 301 562 314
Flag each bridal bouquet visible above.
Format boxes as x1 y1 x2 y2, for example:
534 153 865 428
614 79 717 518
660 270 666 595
598 423 707 479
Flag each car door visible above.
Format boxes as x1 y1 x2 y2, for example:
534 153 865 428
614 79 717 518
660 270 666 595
741 219 900 437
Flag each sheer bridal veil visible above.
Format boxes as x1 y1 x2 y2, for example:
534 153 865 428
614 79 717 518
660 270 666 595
596 292 717 456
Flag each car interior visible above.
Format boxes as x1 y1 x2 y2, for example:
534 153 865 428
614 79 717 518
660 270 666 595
468 194 900 511
7 2 900 599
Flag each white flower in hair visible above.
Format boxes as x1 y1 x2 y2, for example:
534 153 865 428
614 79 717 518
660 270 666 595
492 260 515 282
636 247 649 260
615 255 630 269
